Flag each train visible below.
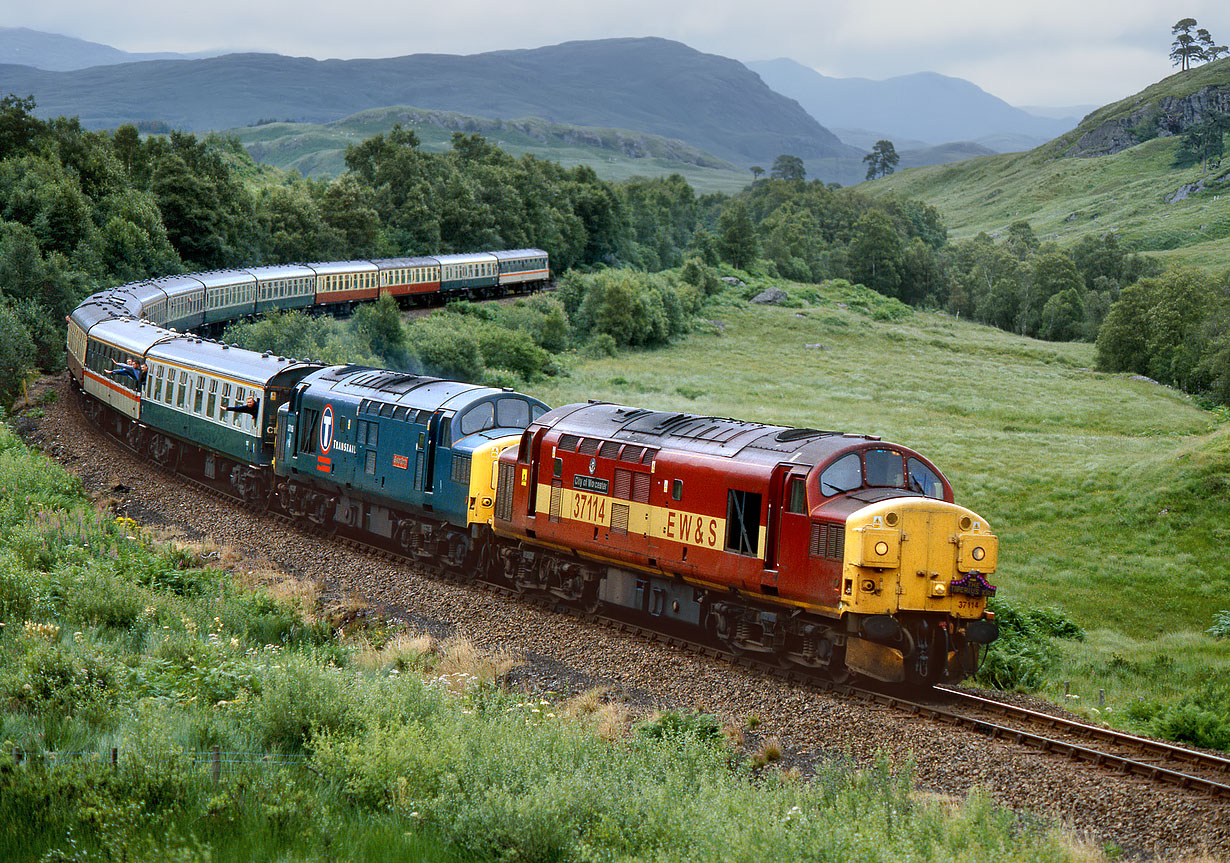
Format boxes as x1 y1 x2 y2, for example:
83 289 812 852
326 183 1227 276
66 249 999 686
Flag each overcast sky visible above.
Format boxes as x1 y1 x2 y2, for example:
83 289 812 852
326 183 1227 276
7 0 1226 106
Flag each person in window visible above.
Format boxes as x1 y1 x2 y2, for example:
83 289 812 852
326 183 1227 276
222 396 260 418
108 359 146 387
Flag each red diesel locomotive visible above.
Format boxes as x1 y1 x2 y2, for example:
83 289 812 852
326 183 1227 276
490 402 999 685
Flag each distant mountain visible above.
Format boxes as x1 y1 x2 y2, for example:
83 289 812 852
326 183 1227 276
0 27 221 71
229 106 752 193
0 37 860 171
747 58 1076 151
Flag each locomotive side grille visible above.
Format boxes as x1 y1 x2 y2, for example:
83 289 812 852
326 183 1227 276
451 453 471 486
632 472 651 503
620 446 644 463
598 441 620 459
558 434 579 452
614 469 632 499
610 503 629 535
549 482 562 522
495 462 515 522
809 523 844 560
578 437 601 456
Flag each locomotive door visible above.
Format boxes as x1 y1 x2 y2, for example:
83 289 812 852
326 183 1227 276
761 464 789 592
773 468 813 600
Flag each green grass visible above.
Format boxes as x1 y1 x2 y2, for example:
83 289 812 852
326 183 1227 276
865 136 1230 268
525 281 1230 728
227 107 754 193
0 417 1102 861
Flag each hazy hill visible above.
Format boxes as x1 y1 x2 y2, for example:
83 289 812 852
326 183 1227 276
231 107 752 193
747 58 1077 150
0 37 860 170
862 60 1230 270
0 26 221 71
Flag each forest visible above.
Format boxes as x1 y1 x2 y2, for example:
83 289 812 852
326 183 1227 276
2 94 1229 409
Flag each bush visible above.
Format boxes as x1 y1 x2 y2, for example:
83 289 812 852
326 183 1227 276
1126 684 1230 751
974 599 1083 692
1208 610 1230 638
406 318 485 382
568 269 693 348
475 325 555 382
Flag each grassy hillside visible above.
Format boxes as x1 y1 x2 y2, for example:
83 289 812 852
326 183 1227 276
227 107 753 193
524 282 1229 727
864 60 1230 270
1045 57 1230 156
865 136 1230 267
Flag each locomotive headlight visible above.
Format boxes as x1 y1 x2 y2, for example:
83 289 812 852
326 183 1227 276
972 546 986 561
874 541 889 556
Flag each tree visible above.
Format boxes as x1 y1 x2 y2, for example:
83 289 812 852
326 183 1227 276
1171 18 1205 71
862 140 900 181
770 154 805 182
847 210 903 298
1197 29 1229 62
717 202 758 270
1173 114 1229 173
749 166 764 181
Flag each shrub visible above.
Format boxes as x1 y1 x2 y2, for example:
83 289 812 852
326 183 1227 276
475 325 554 382
636 710 722 743
406 318 484 382
974 599 1082 692
1209 610 1230 638
1126 684 1230 751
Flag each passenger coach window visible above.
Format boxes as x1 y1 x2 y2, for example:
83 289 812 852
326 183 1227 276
819 454 861 496
865 449 904 487
907 458 944 499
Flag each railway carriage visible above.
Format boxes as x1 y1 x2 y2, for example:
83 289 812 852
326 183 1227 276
110 281 170 327
374 256 441 300
250 264 317 316
493 249 550 290
140 336 321 500
199 270 258 329
151 275 207 332
67 291 147 381
311 260 380 309
78 318 172 424
493 402 999 684
435 252 498 296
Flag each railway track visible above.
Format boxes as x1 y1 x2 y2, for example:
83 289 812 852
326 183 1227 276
75 386 1230 805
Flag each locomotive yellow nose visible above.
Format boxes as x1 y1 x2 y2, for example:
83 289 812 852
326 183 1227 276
844 498 997 615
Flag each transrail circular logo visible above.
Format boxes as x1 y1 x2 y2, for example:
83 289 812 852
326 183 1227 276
320 404 334 454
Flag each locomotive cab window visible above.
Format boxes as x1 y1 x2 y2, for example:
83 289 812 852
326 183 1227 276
907 457 944 499
725 490 761 556
496 398 530 429
865 449 905 488
819 454 861 496
459 402 495 436
671 479 683 501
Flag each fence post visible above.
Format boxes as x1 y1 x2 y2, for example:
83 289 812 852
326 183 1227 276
13 747 20 766
111 747 118 770
211 746 221 785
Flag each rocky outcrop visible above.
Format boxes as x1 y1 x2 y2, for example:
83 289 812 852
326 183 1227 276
1063 85 1230 158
